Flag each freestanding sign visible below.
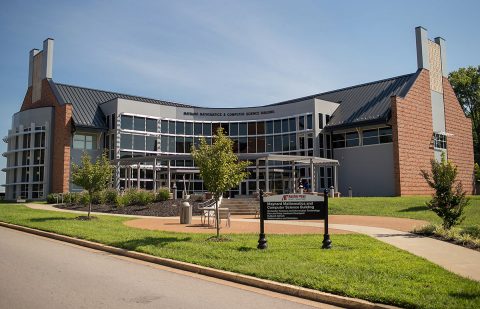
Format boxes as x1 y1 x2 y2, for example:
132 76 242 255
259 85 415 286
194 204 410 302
257 189 331 249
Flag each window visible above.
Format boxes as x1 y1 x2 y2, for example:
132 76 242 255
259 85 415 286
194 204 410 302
120 134 132 149
362 129 379 145
319 134 325 157
161 120 169 133
146 118 157 132
176 136 185 153
346 132 359 147
307 114 313 130
134 117 146 131
257 136 265 153
169 121 176 134
161 135 168 152
239 123 247 136
34 132 45 147
289 118 296 132
146 136 157 151
106 115 110 129
230 123 238 136
257 121 265 134
33 149 44 165
318 113 324 129
133 135 145 151
266 136 274 152
239 137 247 153
325 115 330 125
121 115 133 130
282 119 289 133
248 122 256 135
248 137 256 153
185 122 193 135
299 116 305 130
194 122 203 135
212 123 220 135
203 123 212 136
112 113 116 129
434 132 447 149
266 121 273 134
332 133 345 148
274 135 282 152
379 127 393 144
73 134 97 150
185 137 193 153
23 134 31 149
274 120 281 134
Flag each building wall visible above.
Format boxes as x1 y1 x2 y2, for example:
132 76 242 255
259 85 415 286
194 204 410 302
443 78 475 194
51 104 73 193
392 69 434 195
334 143 395 196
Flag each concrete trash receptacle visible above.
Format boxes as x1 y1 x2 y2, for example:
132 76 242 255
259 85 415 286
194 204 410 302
180 202 192 224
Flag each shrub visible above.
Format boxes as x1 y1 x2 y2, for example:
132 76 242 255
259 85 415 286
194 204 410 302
104 189 118 205
461 226 480 238
421 153 469 229
156 188 170 202
91 191 106 205
79 192 91 206
46 193 59 204
136 190 155 206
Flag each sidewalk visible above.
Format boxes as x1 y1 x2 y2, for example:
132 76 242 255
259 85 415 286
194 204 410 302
25 203 480 282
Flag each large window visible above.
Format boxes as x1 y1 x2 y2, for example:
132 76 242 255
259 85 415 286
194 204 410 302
146 118 157 132
121 115 133 130
346 132 359 147
73 134 97 150
332 133 345 148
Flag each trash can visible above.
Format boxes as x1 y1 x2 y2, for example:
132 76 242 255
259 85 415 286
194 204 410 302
180 201 192 224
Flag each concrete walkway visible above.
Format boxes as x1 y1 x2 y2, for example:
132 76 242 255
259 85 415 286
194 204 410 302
23 203 480 282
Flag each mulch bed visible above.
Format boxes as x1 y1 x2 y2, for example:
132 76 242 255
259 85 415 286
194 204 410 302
53 200 207 217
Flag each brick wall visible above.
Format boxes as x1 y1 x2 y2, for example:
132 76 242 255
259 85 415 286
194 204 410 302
392 69 475 195
51 103 73 193
392 69 435 195
19 79 73 193
443 78 475 194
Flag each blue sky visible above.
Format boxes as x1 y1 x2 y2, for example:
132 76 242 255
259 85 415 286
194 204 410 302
1 0 479 189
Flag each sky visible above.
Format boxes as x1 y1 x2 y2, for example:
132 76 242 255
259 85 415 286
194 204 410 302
0 0 479 190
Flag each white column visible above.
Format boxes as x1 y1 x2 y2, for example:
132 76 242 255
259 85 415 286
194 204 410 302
310 159 315 193
167 160 171 191
334 165 338 194
265 159 269 193
137 163 141 189
256 159 259 192
153 158 157 192
292 161 296 193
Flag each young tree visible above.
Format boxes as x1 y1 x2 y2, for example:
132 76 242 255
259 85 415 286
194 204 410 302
421 153 470 229
191 127 250 238
449 66 480 161
71 152 113 219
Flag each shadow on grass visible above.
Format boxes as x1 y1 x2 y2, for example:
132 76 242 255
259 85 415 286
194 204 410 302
450 291 480 300
399 206 429 212
111 236 192 250
29 217 73 222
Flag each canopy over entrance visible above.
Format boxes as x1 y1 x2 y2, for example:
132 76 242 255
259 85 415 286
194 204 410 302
112 153 339 195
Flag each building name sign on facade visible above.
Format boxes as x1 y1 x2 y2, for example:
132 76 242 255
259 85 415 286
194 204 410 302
257 190 331 250
183 110 275 117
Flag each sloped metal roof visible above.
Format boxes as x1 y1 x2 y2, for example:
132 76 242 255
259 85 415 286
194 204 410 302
318 72 418 130
49 81 196 128
48 71 418 130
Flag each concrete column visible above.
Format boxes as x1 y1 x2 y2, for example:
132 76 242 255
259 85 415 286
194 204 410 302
167 160 171 191
126 166 130 189
310 159 315 193
265 159 269 192
137 163 141 189
292 161 296 193
415 26 430 70
153 158 157 192
115 162 120 190
256 159 259 192
334 165 338 194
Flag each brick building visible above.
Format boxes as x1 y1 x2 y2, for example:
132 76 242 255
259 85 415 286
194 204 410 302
2 27 474 200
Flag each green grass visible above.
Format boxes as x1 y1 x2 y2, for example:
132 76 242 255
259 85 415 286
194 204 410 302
330 196 480 228
0 204 479 308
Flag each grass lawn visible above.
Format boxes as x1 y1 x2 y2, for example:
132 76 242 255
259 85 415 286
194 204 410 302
0 204 479 309
329 195 480 228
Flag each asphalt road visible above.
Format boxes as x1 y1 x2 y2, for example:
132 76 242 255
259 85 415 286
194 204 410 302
0 226 339 309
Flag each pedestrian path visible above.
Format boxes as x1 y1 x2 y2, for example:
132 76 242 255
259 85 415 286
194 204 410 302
24 203 480 282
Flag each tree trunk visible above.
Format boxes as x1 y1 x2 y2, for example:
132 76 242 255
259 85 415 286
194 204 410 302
88 202 92 218
215 198 220 238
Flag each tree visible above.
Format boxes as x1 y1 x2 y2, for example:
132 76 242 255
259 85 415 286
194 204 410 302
449 66 480 161
191 127 250 238
421 153 469 229
71 152 113 218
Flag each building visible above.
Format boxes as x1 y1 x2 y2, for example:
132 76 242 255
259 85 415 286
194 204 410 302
2 27 474 200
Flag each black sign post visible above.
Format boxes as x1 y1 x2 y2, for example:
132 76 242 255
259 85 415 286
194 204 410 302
257 190 267 249
257 188 331 249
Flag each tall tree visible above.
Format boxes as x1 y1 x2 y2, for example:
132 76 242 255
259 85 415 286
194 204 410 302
191 127 250 238
71 153 113 218
448 66 480 161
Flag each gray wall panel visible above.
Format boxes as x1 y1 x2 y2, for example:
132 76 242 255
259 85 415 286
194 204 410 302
334 143 395 196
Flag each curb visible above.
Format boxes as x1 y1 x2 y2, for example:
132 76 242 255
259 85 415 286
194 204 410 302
0 221 399 309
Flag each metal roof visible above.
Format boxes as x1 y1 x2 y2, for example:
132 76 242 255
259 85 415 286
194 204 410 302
48 70 419 130
319 72 418 130
49 80 196 128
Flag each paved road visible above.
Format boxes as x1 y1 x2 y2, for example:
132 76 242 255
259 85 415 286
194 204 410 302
0 226 339 309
